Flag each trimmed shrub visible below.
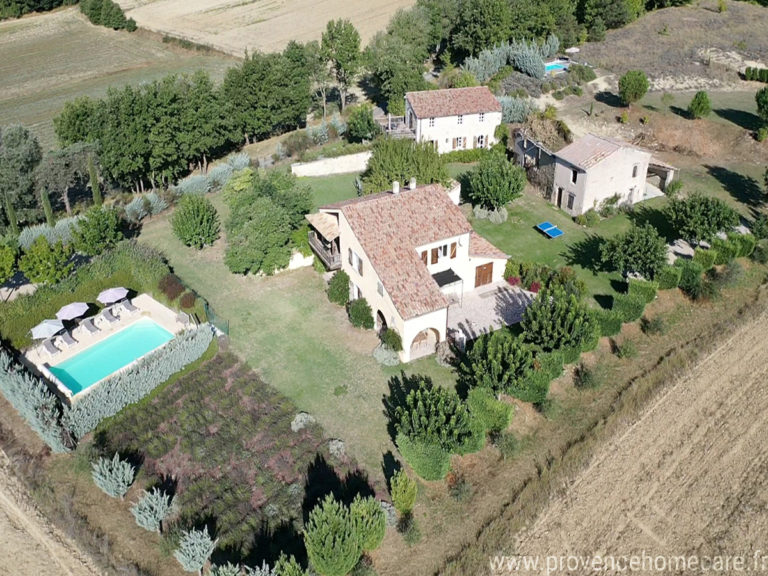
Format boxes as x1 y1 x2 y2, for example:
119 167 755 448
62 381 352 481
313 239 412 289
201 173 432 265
180 291 196 309
65 325 214 439
467 388 512 434
348 298 374 329
131 488 172 532
711 237 737 265
612 293 646 323
91 452 135 499
627 278 658 304
0 349 69 452
656 266 682 290
596 308 623 337
390 470 417 516
728 232 756 257
381 328 403 352
692 247 718 270
395 433 451 481
327 270 350 306
442 148 490 163
172 194 220 249
159 273 185 301
676 259 704 299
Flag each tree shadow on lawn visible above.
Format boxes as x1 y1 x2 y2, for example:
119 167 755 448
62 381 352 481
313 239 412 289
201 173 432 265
562 234 605 274
670 105 690 120
705 165 763 213
595 91 624 108
301 454 375 523
714 108 763 132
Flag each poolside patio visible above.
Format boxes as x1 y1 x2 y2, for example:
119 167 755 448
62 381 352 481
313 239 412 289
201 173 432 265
24 293 189 370
447 281 535 341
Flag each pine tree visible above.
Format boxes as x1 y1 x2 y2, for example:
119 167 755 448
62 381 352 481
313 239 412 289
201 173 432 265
522 287 597 352
91 452 135 499
303 494 362 576
174 527 217 576
39 187 54 227
350 495 386 552
463 331 535 395
273 554 308 576
130 488 171 533
390 470 417 516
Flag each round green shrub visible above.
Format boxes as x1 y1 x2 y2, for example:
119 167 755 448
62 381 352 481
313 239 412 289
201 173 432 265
348 298 374 329
612 293 646 323
171 194 220 249
381 328 403 352
395 433 451 481
327 270 350 306
467 388 512 434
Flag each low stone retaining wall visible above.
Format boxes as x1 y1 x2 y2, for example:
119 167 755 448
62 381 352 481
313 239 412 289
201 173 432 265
291 152 372 177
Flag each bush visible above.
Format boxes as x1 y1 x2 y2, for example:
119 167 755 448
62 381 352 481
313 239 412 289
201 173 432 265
284 132 313 157
497 96 538 123
304 494 362 576
174 527 217 575
159 273 185 301
575 209 600 227
676 259 704 299
574 362 605 389
728 232 756 258
172 194 220 249
666 193 739 243
73 207 123 256
91 453 135 499
468 151 526 210
18 217 81 251
0 244 16 284
568 64 597 84
600 224 667 279
381 328 403 352
131 488 172 533
753 239 768 264
124 196 148 223
226 152 251 171
207 163 235 191
348 298 374 329
395 433 451 481
513 350 562 405
347 104 382 143
687 91 711 119
493 431 519 460
0 349 69 452
390 470 417 516
596 308 623 337
350 495 386 552
522 287 597 352
641 315 666 335
446 469 472 502
757 127 768 142
463 331 534 395
627 278 658 304
612 293 646 323
467 388 512 434
19 237 73 285
710 237 737 265
145 192 169 215
172 174 211 196
180 291 196 309
618 70 649 106
692 247 718 270
327 270 350 306
656 266 682 290
615 339 637 359
65 326 214 439
399 513 422 546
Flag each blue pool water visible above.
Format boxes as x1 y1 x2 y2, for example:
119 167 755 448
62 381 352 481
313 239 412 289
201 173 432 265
49 318 174 395
545 61 569 73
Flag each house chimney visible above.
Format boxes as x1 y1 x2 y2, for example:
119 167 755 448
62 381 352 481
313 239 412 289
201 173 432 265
392 181 400 194
409 177 417 190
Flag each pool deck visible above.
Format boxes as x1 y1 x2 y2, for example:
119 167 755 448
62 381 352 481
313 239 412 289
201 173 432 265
24 293 189 374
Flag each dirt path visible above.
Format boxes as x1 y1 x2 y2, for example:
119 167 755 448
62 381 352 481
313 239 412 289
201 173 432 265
0 451 101 576
505 308 768 574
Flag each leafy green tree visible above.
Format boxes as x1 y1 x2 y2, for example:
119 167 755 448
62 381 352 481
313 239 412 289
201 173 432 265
171 195 220 249
327 270 350 306
305 40 334 119
588 16 606 41
0 125 42 236
618 70 649 106
389 469 417 516
36 142 97 216
18 236 73 285
361 138 449 194
522 286 597 352
73 207 123 256
91 452 135 499
451 0 513 58
666 193 739 243
463 331 535 395
687 91 711 119
467 151 526 209
757 87 768 124
321 19 361 112
225 197 291 275
600 223 668 279
350 495 386 552
393 377 473 451
347 104 382 142
0 244 17 284
303 494 362 576
131 488 171 533
174 527 217 576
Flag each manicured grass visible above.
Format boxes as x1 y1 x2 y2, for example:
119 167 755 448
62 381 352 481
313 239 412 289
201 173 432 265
299 173 360 209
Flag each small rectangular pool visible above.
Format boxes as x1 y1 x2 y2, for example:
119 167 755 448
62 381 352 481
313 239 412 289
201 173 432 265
545 60 569 74
49 317 174 396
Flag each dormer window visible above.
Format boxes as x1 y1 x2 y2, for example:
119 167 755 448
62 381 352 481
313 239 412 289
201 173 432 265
457 114 463 125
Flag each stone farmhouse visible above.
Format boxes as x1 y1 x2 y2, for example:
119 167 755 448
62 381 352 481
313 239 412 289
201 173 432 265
306 181 509 362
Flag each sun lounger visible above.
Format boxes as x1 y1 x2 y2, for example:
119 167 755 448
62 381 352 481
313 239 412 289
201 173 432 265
42 339 60 357
59 331 77 347
101 308 119 324
79 317 100 334
535 221 565 239
118 298 138 314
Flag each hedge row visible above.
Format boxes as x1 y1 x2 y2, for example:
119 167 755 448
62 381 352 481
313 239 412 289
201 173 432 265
627 278 658 304
65 325 214 439
612 293 646 323
745 67 768 83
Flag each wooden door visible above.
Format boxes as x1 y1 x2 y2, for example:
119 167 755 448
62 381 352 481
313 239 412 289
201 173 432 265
475 263 493 287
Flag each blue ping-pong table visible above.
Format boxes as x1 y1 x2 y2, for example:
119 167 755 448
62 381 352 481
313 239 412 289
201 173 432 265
535 221 565 239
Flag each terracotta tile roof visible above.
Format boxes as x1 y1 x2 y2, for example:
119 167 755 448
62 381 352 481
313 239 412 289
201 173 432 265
405 86 502 119
323 185 475 320
305 212 339 241
555 133 651 170
469 231 507 260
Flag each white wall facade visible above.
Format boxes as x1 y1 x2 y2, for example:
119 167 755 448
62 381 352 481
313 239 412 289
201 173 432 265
552 147 652 216
405 100 502 155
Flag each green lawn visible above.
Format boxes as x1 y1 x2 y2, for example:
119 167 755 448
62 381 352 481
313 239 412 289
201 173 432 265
299 172 360 209
641 90 763 132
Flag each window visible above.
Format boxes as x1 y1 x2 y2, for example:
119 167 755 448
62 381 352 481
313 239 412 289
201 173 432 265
431 247 439 264
453 137 463 150
421 251 428 265
357 256 363 276
349 249 363 276
377 281 384 296
632 164 639 178
571 169 578 184
457 114 463 125
450 242 457 259
479 112 485 122
440 245 448 258
567 194 575 210
348 248 353 266
429 117 435 128
477 135 485 148
351 283 361 300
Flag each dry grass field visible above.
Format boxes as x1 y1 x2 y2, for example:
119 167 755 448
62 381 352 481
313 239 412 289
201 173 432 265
114 0 415 56
0 8 234 150
507 306 768 574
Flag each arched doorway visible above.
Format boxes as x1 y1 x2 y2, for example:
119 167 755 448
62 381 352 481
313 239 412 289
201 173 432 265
376 310 387 334
409 328 439 360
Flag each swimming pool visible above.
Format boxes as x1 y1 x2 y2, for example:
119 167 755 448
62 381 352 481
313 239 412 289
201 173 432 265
545 60 569 74
49 318 174 396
